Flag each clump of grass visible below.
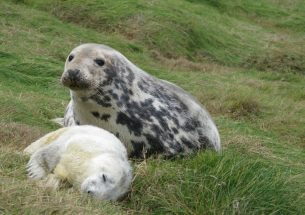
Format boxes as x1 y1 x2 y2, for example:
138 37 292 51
150 50 229 73
129 151 305 214
246 50 305 74
0 123 44 149
228 98 261 120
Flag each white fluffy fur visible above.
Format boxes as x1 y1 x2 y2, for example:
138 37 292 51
24 125 132 201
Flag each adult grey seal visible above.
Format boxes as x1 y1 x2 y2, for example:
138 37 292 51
60 43 220 158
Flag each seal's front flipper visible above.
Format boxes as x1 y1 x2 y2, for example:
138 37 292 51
26 144 62 180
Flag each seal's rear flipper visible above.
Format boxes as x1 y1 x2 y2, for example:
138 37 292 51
51 118 64 126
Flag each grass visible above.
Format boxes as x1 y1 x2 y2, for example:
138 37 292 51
130 152 304 214
0 0 305 214
21 0 305 73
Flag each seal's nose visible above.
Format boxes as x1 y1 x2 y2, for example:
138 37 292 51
67 69 81 81
61 68 89 90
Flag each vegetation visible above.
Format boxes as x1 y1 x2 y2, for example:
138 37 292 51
1 0 304 214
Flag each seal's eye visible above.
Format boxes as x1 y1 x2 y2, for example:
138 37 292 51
95 59 105 67
68 55 74 62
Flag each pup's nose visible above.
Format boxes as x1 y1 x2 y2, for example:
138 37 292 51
67 69 81 80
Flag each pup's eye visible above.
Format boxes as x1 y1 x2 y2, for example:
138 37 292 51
68 55 74 62
102 174 107 182
95 59 105 66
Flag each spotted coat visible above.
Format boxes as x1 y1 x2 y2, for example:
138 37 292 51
62 44 221 158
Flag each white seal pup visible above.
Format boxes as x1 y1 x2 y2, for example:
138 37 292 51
60 43 221 157
24 125 132 201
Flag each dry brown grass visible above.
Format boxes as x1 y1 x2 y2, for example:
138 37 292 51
228 98 261 120
246 32 305 73
151 50 231 73
0 174 123 214
0 123 45 150
223 133 273 158
247 51 305 73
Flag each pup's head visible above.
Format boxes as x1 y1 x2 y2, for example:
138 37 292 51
80 172 117 201
61 43 124 91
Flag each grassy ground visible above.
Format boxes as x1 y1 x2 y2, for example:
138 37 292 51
1 0 305 214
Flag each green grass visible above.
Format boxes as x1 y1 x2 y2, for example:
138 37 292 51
1 0 305 214
130 151 304 214
20 0 305 73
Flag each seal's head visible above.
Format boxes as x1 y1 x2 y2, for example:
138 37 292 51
80 172 117 200
61 43 120 91
79 154 131 201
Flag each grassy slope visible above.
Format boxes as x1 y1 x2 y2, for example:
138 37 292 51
0 0 305 214
25 0 305 72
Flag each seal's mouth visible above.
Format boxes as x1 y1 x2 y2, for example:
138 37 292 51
61 69 90 90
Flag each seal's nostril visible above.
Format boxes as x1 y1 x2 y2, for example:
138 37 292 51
87 190 92 194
